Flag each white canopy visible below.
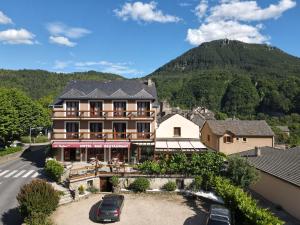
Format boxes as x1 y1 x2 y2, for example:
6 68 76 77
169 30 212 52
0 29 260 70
155 140 206 152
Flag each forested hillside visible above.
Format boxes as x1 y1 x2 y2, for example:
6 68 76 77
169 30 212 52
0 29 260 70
0 69 123 100
149 39 300 116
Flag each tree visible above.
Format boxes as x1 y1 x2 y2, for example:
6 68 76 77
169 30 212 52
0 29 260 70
222 76 259 116
226 156 259 188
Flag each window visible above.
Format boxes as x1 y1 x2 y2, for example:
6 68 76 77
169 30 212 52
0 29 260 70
243 137 247 142
90 101 102 117
89 123 103 139
236 137 239 141
66 101 79 117
137 101 150 117
174 127 181 137
137 123 150 139
207 135 210 142
223 136 232 143
65 122 79 139
113 101 126 117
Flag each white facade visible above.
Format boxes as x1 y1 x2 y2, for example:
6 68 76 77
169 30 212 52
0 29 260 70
156 114 200 139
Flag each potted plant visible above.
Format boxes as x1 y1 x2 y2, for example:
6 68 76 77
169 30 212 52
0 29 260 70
110 175 121 193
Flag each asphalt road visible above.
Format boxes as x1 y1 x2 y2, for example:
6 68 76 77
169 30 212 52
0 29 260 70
0 145 47 225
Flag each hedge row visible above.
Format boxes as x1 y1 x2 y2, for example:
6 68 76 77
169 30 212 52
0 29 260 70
212 176 284 225
0 146 22 157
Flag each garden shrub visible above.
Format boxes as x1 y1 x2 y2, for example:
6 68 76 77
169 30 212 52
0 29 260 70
129 177 150 192
189 175 203 192
45 159 64 182
78 185 85 195
17 179 59 218
163 181 177 191
24 212 53 225
109 175 120 187
212 176 284 225
86 186 99 194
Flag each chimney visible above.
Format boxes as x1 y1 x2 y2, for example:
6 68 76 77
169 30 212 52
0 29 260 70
255 146 261 157
147 78 153 86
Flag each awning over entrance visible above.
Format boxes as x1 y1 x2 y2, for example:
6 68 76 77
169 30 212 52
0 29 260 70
52 141 130 148
155 140 206 152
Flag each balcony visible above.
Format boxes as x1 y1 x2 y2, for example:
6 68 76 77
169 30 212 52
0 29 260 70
52 110 155 120
51 132 155 141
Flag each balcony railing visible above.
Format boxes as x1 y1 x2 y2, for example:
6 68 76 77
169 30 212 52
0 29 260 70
52 132 155 140
52 110 155 119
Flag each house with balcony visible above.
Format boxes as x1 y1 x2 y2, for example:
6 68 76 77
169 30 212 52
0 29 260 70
51 79 158 163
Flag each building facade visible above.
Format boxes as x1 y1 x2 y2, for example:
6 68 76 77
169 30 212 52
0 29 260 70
201 120 275 154
155 114 206 156
51 79 158 163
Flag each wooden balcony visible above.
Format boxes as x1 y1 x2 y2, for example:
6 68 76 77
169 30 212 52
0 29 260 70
52 110 155 120
51 131 155 140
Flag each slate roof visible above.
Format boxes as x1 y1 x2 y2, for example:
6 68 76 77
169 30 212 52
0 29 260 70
204 120 274 136
237 147 300 187
55 80 157 104
190 114 206 129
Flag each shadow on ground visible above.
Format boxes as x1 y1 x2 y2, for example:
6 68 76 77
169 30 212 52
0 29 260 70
20 145 48 168
89 201 101 223
182 194 209 225
1 207 23 225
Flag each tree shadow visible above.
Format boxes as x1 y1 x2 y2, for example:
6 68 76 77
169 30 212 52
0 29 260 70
89 200 101 223
1 207 23 225
20 145 48 168
182 194 210 225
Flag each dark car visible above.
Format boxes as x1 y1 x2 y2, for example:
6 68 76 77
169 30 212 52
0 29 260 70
206 204 232 225
96 194 124 223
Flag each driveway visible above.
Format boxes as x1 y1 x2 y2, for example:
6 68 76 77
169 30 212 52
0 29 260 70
52 193 209 225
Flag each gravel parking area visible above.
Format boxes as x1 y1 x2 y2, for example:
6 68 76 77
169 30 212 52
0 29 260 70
52 193 208 225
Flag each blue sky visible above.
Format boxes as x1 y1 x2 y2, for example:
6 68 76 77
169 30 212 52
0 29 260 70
0 0 299 78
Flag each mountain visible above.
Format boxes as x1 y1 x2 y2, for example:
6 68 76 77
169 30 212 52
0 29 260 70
0 69 123 100
148 39 300 115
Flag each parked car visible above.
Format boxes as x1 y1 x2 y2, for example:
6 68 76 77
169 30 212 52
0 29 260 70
206 204 232 225
96 194 124 222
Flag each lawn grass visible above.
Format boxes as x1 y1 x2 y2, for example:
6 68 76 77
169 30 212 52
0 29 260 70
0 146 23 157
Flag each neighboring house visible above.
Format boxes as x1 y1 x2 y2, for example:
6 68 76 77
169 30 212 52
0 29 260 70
276 126 290 136
51 79 158 163
238 147 300 221
201 120 274 154
155 114 206 156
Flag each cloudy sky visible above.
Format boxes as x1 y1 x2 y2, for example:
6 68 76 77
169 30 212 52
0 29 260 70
0 0 298 77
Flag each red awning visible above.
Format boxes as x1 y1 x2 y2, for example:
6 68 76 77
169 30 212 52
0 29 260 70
52 141 130 148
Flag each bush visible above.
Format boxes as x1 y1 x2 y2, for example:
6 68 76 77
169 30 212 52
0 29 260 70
109 175 120 187
21 135 49 143
163 181 177 191
212 176 284 225
17 179 59 218
24 212 53 225
45 159 64 182
0 146 22 157
78 185 85 195
189 175 203 192
86 186 99 194
20 136 31 143
129 177 150 192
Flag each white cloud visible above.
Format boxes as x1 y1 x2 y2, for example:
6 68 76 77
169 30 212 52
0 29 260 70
46 22 90 39
195 0 208 19
75 60 142 76
186 0 296 45
208 0 296 22
0 11 13 24
49 36 76 47
179 2 192 7
53 60 71 69
114 1 181 23
187 20 269 45
0 29 35 44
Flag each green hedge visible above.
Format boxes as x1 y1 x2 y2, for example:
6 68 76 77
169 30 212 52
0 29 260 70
45 160 64 182
21 135 49 143
163 181 177 191
212 176 284 225
129 177 150 192
0 146 22 157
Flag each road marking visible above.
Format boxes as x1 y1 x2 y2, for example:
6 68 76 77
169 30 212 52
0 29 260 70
0 170 9 177
31 172 39 178
13 170 26 178
22 170 35 178
4 170 18 178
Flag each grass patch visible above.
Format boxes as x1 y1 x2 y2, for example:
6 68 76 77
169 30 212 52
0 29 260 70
0 146 23 157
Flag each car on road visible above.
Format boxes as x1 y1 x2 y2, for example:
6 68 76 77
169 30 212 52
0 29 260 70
206 204 232 225
96 194 124 223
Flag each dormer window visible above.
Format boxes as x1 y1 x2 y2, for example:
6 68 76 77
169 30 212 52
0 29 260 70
223 136 233 143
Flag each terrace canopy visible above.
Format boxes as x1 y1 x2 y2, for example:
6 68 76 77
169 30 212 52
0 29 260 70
155 140 206 152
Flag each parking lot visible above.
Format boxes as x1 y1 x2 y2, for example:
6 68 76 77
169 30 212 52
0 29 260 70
52 193 209 225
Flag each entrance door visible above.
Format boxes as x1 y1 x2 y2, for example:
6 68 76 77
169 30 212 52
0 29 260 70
99 177 112 192
70 149 76 161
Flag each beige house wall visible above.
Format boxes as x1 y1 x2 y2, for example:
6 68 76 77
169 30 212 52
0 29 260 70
251 171 300 221
156 114 200 139
201 123 219 150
